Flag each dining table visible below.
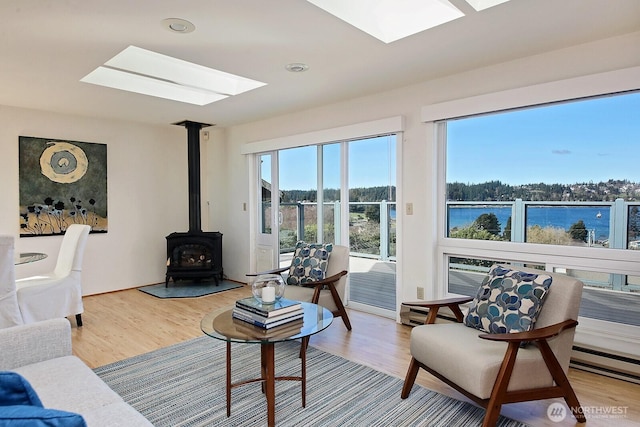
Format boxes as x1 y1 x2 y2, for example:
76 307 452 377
15 252 48 265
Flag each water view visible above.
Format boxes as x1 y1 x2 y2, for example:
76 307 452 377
449 205 611 242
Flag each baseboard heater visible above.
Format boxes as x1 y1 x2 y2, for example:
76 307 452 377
401 304 640 385
570 346 640 385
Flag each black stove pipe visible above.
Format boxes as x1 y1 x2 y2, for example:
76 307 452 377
173 120 212 233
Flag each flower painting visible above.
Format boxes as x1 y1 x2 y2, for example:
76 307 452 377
19 136 107 236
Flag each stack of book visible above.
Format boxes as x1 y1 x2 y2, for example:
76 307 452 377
233 297 304 331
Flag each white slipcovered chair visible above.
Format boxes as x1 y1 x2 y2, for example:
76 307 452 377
16 224 90 326
0 235 24 328
401 264 586 426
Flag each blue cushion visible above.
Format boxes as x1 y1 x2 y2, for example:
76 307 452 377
0 406 87 427
0 372 86 427
0 372 42 407
464 265 553 334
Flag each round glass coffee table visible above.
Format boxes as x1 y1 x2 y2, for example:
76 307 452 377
15 252 48 265
201 301 333 427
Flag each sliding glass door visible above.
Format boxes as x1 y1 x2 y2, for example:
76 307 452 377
254 134 398 317
347 136 397 314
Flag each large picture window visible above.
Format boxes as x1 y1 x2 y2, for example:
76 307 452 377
446 91 640 250
441 90 640 325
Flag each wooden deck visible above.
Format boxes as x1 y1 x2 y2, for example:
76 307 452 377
448 270 640 327
281 254 637 327
278 252 397 311
348 256 396 311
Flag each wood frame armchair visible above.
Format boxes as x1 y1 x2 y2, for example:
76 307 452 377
248 244 351 332
400 266 586 427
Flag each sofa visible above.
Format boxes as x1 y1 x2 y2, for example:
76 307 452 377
0 318 152 426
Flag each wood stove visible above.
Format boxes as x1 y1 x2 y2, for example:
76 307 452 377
165 231 222 285
165 121 223 286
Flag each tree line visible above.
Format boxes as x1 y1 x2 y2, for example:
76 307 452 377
281 186 396 203
280 179 640 203
447 179 640 202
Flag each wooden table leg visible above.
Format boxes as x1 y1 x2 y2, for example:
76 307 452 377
226 341 231 417
301 340 307 408
262 343 276 427
261 343 267 394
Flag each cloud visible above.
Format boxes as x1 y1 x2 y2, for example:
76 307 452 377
552 149 571 155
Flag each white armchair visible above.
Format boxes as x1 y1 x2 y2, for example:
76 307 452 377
401 264 586 426
0 235 23 328
16 224 90 326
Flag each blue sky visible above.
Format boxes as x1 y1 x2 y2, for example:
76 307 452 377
277 135 396 190
447 91 640 185
268 91 639 190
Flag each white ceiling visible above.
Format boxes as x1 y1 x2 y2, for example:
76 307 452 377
2 0 639 128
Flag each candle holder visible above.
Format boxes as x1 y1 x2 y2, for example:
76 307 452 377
251 273 286 304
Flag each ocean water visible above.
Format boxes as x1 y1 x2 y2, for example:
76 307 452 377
448 206 611 241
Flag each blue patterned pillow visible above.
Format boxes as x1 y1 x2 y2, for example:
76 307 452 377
287 241 332 286
464 265 552 334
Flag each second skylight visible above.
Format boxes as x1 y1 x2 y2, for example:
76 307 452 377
81 46 266 105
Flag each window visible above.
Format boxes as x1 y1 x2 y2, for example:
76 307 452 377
440 91 640 322
445 255 640 327
273 135 398 313
445 91 640 250
245 116 403 317
259 153 272 235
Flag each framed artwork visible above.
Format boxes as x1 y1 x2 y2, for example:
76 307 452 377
19 136 108 236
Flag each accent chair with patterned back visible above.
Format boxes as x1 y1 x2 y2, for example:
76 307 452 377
400 264 586 427
248 242 351 331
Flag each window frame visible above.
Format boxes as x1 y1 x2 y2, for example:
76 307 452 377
425 67 640 301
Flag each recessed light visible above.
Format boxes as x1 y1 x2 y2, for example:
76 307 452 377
285 63 309 73
161 18 195 34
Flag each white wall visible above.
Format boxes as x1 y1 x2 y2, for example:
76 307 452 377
0 106 188 295
212 31 640 303
2 31 638 299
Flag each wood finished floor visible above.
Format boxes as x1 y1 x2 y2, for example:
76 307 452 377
71 285 640 427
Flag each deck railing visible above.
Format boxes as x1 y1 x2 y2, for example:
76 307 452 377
277 201 396 261
447 198 640 292
446 198 640 249
274 197 640 291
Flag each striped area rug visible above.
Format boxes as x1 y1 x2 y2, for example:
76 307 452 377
94 337 529 427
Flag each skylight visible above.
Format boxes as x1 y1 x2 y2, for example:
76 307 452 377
464 0 511 12
81 46 266 105
306 0 465 43
306 0 512 43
